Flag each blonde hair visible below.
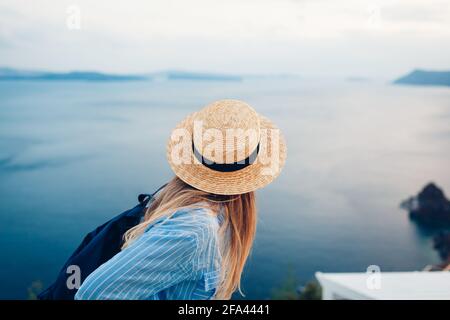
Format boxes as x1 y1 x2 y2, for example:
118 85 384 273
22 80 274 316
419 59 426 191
122 176 257 299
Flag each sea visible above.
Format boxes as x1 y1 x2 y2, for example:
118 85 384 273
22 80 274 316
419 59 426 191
0 77 449 299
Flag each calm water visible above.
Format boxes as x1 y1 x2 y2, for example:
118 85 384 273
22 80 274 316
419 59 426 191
0 78 449 299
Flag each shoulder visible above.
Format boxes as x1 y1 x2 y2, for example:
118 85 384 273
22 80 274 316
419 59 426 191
146 206 220 242
139 206 221 272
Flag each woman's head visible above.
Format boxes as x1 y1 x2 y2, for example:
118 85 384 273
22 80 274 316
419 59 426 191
123 176 257 299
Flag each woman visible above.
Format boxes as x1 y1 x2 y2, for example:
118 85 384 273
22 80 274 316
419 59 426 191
75 99 286 300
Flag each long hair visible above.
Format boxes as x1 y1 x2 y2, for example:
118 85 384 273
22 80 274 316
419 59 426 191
122 176 257 299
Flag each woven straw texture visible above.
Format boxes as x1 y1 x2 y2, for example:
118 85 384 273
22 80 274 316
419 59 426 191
167 99 287 195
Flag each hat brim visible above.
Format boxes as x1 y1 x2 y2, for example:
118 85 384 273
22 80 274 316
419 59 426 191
166 112 287 195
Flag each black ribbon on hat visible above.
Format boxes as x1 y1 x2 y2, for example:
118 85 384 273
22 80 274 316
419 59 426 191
192 141 260 172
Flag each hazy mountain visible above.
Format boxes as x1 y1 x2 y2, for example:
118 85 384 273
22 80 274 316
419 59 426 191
0 68 146 81
148 70 241 81
0 68 242 82
393 69 450 87
346 76 371 82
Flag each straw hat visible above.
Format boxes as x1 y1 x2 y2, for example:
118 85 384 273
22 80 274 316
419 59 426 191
166 99 287 195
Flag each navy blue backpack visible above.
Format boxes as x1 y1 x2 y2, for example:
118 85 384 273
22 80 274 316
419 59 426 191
38 185 165 300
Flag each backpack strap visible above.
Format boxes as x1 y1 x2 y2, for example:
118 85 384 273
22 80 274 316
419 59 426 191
138 183 168 206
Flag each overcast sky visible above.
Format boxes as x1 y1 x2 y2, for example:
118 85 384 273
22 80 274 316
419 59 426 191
1 0 449 78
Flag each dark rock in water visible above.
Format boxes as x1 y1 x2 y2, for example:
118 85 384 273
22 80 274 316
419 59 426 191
433 231 450 261
401 183 450 227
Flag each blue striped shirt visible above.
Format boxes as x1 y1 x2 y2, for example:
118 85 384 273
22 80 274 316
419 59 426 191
75 206 222 300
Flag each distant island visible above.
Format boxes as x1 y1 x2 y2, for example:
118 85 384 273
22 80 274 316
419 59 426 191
151 70 242 81
346 76 370 82
393 69 450 87
0 68 146 81
0 68 242 82
401 182 450 227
